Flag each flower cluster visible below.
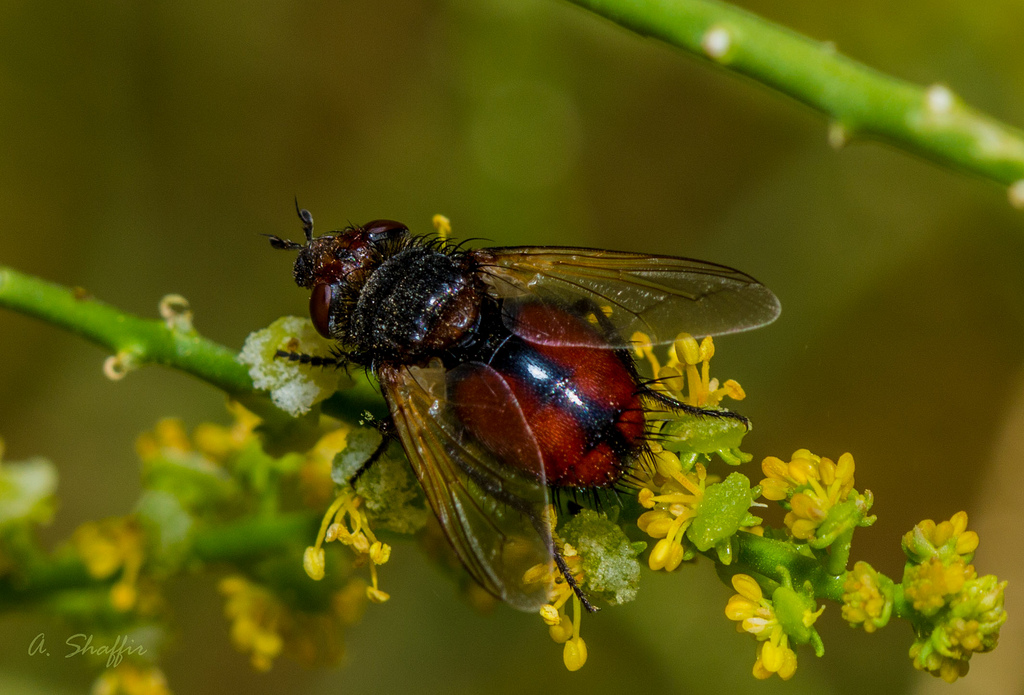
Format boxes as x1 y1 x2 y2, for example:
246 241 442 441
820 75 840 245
725 573 825 680
632 333 761 576
636 450 764 568
520 507 647 672
633 332 745 410
91 662 171 695
634 332 752 468
304 488 392 604
72 516 146 612
841 561 893 633
526 541 588 672
760 450 874 547
637 454 706 571
220 573 367 672
901 512 1005 682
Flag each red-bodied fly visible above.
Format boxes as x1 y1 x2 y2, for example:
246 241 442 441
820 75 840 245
268 207 780 611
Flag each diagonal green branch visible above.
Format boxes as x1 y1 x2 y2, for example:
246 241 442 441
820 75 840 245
0 265 384 423
0 266 253 394
568 0 1024 202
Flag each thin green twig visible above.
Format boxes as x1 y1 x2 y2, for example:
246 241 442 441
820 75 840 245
0 265 385 424
0 266 251 395
0 511 320 610
568 0 1024 201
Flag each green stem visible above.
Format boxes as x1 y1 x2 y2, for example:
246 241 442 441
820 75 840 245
0 266 386 424
729 532 846 601
0 511 320 609
568 0 1024 194
825 527 855 576
0 266 252 395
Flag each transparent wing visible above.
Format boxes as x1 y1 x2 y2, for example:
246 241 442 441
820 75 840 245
378 362 556 611
473 246 781 347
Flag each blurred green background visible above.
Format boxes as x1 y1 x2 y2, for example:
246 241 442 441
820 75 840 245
1 0 1023 693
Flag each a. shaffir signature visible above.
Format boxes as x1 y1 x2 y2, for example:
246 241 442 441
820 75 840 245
28 633 147 668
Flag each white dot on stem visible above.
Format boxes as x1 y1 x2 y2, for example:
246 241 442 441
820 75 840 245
926 84 954 115
702 26 732 60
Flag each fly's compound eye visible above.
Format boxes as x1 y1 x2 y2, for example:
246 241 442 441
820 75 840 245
363 219 409 245
309 282 334 338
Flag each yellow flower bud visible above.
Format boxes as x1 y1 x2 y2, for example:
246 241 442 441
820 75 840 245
350 532 371 554
369 541 391 565
644 517 675 539
303 546 325 581
540 604 561 626
563 636 588 671
760 479 791 501
674 334 701 365
790 493 826 522
648 538 673 571
721 379 745 399
638 488 657 508
956 531 979 556
657 365 686 393
950 511 969 536
549 615 573 643
725 595 758 621
664 542 685 572
731 574 763 602
699 335 715 361
110 581 137 611
366 586 390 603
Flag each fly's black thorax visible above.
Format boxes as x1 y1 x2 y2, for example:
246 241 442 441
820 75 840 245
345 245 484 365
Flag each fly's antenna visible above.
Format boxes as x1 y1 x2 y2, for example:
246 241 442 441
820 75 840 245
295 197 314 243
264 199 315 250
264 234 303 250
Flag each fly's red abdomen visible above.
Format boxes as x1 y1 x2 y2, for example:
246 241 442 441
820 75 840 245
453 303 647 488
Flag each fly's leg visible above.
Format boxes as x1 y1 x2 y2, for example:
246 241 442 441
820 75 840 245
274 349 345 368
274 343 352 373
525 512 598 613
553 548 598 613
347 417 397 485
643 388 749 429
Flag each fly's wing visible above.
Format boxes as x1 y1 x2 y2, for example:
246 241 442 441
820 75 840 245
473 246 781 347
378 362 556 611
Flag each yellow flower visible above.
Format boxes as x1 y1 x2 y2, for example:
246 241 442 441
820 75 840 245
760 449 854 502
754 639 798 680
724 574 799 680
842 561 893 633
759 450 863 543
220 573 359 670
904 557 975 616
636 451 706 572
908 572 1006 683
521 525 589 671
305 489 391 603
72 516 145 611
135 403 261 466
91 663 171 695
903 511 979 564
219 576 285 671
632 333 744 408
